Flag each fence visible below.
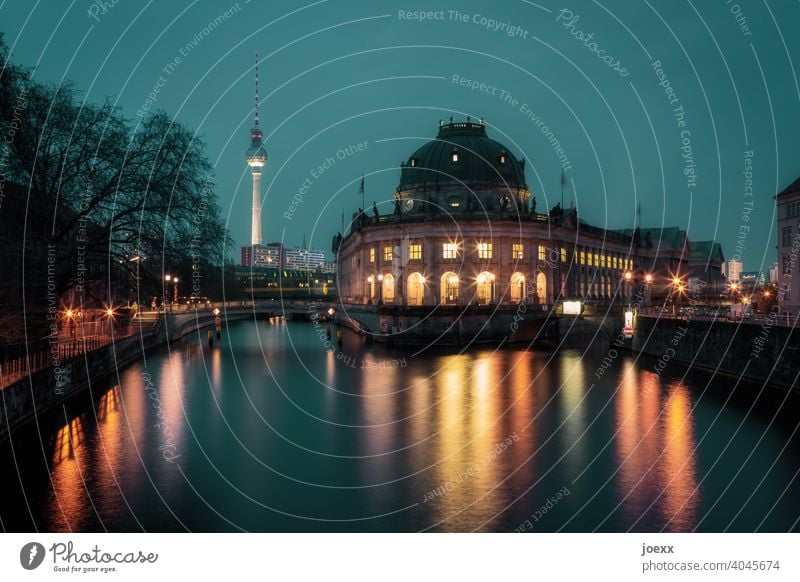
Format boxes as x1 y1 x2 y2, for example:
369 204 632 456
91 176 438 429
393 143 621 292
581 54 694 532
0 323 159 389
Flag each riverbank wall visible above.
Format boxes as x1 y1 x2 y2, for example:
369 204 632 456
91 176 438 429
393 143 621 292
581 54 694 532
0 310 253 441
632 315 799 391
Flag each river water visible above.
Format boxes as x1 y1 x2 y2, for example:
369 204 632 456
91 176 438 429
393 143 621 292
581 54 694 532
1 318 798 532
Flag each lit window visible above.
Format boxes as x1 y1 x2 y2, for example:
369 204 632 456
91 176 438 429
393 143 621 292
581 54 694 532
594 253 599 267
409 244 422 260
477 242 493 259
512 243 524 260
580 251 585 265
410 158 417 167
443 243 459 259
601 255 606 268
587 252 593 266
383 246 393 262
561 248 567 263
369 248 375 263
499 151 507 165
538 245 546 261
451 149 459 163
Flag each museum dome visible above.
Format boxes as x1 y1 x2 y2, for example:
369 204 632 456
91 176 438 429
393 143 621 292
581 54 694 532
398 118 527 193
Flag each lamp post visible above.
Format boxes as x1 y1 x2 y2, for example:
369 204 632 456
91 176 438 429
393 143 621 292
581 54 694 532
164 274 171 311
644 273 652 308
173 277 179 305
624 271 632 304
378 274 384 305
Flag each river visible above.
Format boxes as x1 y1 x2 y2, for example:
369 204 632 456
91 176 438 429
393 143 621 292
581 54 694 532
1 318 798 532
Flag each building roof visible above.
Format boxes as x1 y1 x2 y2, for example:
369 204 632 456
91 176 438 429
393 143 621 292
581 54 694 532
613 226 689 252
397 119 527 192
689 240 725 263
689 240 724 263
777 176 800 198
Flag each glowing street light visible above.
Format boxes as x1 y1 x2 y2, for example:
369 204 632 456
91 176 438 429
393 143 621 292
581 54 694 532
645 274 653 283
624 271 632 281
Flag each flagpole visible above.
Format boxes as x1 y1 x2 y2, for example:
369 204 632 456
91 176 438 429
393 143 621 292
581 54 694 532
561 169 564 208
361 174 365 212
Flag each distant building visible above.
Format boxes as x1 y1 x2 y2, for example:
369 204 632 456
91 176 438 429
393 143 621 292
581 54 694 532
234 266 335 298
284 247 327 271
687 240 726 299
738 271 765 296
775 177 800 313
240 245 253 267
726 259 743 282
253 243 282 267
769 263 778 284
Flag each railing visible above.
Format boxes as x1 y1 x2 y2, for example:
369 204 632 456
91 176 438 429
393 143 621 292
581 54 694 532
636 306 800 327
0 323 158 389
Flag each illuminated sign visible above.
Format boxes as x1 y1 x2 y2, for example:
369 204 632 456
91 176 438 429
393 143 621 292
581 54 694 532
563 301 582 315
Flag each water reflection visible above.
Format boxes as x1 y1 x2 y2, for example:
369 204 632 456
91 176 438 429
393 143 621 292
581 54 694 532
660 381 699 530
615 365 699 531
49 415 89 530
5 321 796 533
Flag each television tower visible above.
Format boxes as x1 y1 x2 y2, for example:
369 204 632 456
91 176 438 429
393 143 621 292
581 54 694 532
246 51 267 246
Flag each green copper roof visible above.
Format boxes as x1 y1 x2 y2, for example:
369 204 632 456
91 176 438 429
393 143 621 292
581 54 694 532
398 119 527 192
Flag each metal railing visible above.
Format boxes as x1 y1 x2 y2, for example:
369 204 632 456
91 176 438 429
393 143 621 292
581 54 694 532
0 322 159 389
636 306 800 327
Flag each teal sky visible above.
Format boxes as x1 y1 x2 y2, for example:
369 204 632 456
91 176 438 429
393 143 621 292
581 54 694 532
2 0 798 272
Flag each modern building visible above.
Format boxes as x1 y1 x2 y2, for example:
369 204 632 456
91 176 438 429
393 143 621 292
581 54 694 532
725 259 743 283
334 118 724 337
253 243 282 267
240 245 253 267
775 177 800 313
284 247 327 271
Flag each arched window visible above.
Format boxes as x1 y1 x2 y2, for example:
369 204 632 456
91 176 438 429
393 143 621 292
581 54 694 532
536 272 547 304
510 272 526 303
441 272 459 305
476 271 495 305
407 272 425 306
382 274 395 303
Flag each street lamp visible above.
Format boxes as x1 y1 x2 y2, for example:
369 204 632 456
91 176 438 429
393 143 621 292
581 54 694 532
164 274 172 310
378 274 384 304
173 277 179 304
671 276 685 314
623 271 633 303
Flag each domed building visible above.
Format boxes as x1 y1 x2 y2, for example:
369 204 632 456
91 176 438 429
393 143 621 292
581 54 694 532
333 118 722 343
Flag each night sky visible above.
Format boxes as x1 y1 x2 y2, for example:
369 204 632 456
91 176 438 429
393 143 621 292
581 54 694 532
2 0 798 271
